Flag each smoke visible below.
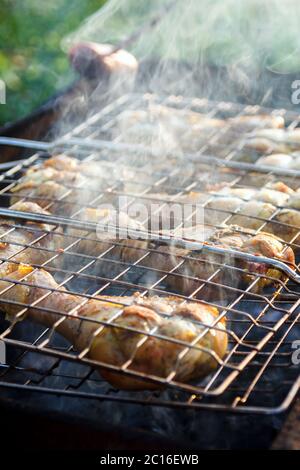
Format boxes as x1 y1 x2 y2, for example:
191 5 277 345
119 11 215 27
63 0 300 96
51 0 300 310
2 3 298 443
40 0 300 298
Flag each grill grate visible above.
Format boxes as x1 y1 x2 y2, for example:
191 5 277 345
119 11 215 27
0 93 299 414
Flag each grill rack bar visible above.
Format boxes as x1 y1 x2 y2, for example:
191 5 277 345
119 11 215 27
2 135 300 178
0 220 296 316
4 174 300 252
0 207 300 283
0 376 299 415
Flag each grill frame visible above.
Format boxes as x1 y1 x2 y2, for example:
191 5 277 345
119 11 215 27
0 93 299 414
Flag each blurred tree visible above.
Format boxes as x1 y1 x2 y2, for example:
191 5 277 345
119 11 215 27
0 0 106 125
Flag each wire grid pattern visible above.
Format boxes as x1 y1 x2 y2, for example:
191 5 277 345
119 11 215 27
0 93 299 413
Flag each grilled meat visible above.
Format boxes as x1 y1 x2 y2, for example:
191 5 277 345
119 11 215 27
67 207 146 255
0 201 60 272
116 226 294 296
227 114 284 130
10 180 71 210
10 159 87 212
123 184 300 239
179 185 300 240
255 153 300 170
0 263 227 390
115 104 300 163
116 105 285 152
117 105 284 133
9 155 128 215
66 218 294 296
245 128 300 153
206 199 276 230
12 155 300 236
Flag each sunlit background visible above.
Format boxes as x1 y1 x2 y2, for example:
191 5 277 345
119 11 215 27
0 0 105 125
2 0 300 125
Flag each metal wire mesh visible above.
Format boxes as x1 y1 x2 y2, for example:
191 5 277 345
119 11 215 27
0 93 299 413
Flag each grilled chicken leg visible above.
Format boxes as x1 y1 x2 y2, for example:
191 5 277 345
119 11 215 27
0 264 227 390
116 226 295 296
63 207 295 295
0 201 60 272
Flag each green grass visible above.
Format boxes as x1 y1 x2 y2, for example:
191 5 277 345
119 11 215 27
0 0 106 125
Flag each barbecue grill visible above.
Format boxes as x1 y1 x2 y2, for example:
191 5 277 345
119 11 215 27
1 0 300 451
0 92 299 422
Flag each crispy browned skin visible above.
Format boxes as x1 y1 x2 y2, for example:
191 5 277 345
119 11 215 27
9 155 112 215
10 165 85 214
120 227 294 296
0 202 60 271
0 264 227 390
10 180 72 211
66 222 295 296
